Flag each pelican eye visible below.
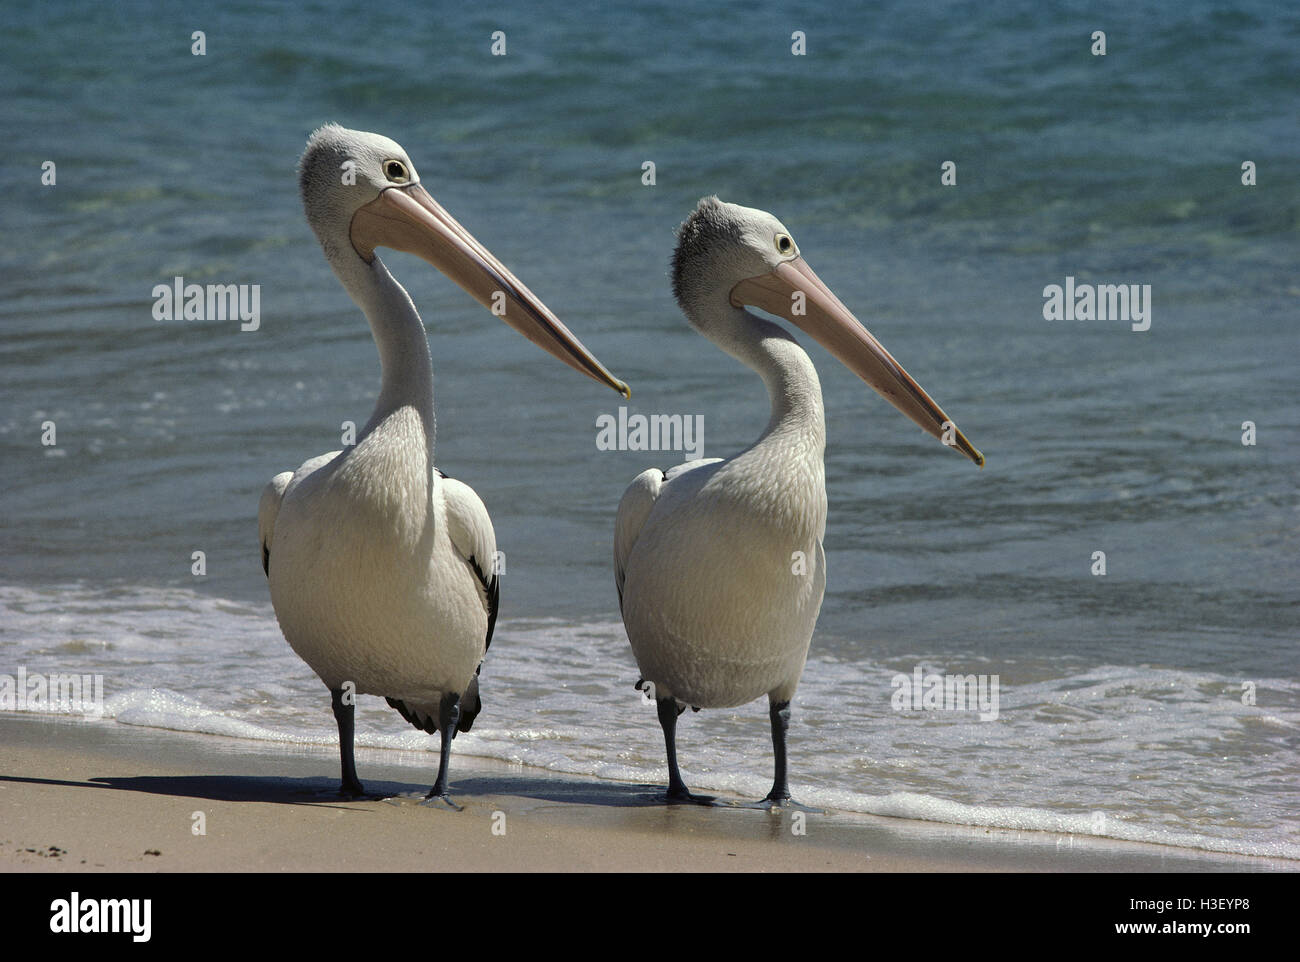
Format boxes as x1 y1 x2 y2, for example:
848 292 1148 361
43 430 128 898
384 160 410 184
775 233 794 254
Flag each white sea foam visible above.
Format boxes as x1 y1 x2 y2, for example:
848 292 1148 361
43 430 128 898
2 583 1297 861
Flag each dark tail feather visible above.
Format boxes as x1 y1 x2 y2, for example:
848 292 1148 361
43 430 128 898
386 675 482 739
457 669 482 735
385 696 437 735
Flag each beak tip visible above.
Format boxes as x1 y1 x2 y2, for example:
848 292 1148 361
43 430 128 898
950 431 984 468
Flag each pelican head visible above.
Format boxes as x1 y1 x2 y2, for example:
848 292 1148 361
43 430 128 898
672 196 982 466
298 124 629 397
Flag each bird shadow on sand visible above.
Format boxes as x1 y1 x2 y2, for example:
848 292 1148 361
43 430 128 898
0 771 704 812
0 772 370 810
446 773 713 810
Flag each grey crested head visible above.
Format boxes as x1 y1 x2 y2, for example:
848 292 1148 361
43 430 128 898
670 196 800 324
297 124 420 260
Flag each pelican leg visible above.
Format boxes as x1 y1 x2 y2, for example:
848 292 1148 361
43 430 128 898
330 687 365 798
422 692 464 811
766 700 793 804
656 695 714 805
750 699 822 813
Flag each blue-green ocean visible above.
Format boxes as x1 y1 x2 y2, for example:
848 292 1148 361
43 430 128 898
2 0 1296 860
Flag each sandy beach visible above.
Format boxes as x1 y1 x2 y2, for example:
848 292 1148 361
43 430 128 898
6 1 1298 887
0 714 1288 874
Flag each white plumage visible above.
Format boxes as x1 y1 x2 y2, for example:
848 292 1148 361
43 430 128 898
616 197 982 807
261 125 626 805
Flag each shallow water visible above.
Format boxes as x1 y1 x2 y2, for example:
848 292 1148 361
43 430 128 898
1 0 1296 861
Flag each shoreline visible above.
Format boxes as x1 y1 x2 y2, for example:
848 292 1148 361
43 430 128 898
1 714 1292 873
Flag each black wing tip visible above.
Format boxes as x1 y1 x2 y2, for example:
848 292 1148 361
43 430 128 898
385 696 438 735
387 687 482 737
456 692 482 734
456 671 483 735
468 554 500 654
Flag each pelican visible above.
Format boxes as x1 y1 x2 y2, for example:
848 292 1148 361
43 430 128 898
615 197 983 808
260 125 628 807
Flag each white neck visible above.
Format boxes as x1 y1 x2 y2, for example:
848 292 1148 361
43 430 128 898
325 246 436 454
693 302 825 457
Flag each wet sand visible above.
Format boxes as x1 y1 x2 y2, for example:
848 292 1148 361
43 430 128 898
0 714 1288 873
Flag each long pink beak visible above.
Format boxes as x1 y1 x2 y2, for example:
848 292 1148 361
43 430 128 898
731 258 983 466
350 183 630 398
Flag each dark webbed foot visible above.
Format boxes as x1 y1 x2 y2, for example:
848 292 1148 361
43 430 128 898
665 785 717 806
419 793 464 812
732 794 824 813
